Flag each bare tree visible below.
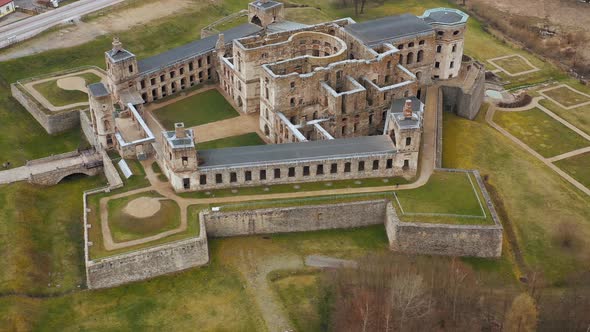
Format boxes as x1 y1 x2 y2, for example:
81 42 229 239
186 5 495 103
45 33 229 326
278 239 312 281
505 293 538 332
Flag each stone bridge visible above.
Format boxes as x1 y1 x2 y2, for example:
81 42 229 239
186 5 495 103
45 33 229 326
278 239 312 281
0 149 103 186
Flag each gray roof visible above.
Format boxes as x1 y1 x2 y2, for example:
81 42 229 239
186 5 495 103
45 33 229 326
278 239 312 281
137 24 262 74
267 20 309 33
421 8 469 25
165 130 195 149
344 14 433 45
198 135 396 168
106 49 135 63
88 83 110 98
250 0 282 9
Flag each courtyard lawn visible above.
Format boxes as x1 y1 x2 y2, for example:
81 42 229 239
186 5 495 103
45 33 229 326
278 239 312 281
394 171 493 225
198 132 265 150
153 89 239 129
444 109 590 284
491 55 537 75
284 7 333 24
542 85 590 108
494 107 590 158
554 152 590 189
107 192 181 242
32 72 102 107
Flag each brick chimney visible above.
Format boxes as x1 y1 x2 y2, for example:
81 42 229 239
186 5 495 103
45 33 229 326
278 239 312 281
403 99 413 119
112 37 122 53
175 123 186 138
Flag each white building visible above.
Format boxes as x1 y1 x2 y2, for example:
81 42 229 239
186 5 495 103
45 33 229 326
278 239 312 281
0 0 15 18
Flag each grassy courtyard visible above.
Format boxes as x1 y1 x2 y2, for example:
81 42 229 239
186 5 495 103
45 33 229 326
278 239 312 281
494 108 590 158
198 132 265 150
538 99 590 136
394 171 493 225
491 55 537 75
32 72 102 107
153 89 239 129
107 192 181 242
554 152 590 189
542 85 590 108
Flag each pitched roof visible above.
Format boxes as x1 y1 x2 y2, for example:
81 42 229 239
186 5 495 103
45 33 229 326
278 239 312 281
344 14 433 45
198 135 396 168
137 23 262 74
0 0 13 7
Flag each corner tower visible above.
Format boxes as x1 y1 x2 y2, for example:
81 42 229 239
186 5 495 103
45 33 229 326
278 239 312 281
105 37 138 97
421 8 469 80
248 0 284 27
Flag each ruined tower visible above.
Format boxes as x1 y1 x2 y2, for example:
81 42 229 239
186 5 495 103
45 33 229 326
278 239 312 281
105 37 138 98
248 0 284 27
88 83 116 150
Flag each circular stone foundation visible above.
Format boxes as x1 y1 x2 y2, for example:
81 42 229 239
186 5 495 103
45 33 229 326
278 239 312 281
123 197 162 218
56 76 88 93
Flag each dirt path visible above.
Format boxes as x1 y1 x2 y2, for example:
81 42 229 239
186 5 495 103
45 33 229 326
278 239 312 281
486 105 590 196
191 113 262 143
22 68 105 111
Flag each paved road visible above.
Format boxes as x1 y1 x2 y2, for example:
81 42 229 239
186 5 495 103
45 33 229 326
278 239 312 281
0 0 125 48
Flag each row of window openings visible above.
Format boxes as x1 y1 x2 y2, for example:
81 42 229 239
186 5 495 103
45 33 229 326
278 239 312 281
200 159 398 185
138 57 210 87
434 61 455 69
144 71 212 98
397 40 425 50
399 50 424 65
437 44 458 53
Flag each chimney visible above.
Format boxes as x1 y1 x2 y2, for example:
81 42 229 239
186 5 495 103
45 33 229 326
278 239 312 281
403 99 413 119
175 123 186 138
112 37 122 53
215 33 225 53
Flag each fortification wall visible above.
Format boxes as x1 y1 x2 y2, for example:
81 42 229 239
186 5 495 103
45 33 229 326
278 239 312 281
201 200 388 237
80 111 96 147
440 63 485 120
86 220 209 289
100 151 123 189
11 83 82 134
385 207 503 257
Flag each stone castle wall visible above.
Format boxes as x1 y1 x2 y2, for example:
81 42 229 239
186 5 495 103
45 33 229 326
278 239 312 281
385 204 503 257
11 83 82 134
440 60 485 120
86 219 209 289
201 200 388 237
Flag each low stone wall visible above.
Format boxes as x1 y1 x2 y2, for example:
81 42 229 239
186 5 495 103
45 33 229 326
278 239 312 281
201 200 388 237
80 111 96 147
25 150 80 166
100 151 123 189
29 163 103 185
11 83 82 134
86 220 209 289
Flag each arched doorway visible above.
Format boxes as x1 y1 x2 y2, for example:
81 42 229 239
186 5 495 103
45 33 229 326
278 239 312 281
251 15 262 26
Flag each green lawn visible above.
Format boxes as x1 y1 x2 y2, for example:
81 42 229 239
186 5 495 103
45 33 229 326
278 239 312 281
444 108 590 284
554 152 590 189
394 171 493 225
154 89 239 129
494 108 590 158
32 72 102 107
543 86 590 108
107 192 181 242
198 132 265 150
491 55 536 75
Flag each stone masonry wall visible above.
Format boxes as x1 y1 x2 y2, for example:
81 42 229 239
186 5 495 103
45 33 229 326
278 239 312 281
86 220 209 289
11 83 81 134
201 200 388 237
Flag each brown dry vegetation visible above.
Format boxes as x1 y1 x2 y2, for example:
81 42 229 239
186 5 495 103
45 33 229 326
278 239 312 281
460 0 590 78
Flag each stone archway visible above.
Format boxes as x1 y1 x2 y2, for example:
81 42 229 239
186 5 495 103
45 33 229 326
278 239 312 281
251 15 262 26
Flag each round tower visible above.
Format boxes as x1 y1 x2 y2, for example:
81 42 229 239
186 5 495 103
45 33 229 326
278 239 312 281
421 8 469 80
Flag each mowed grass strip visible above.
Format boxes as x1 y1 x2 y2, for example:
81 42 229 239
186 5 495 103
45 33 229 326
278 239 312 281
107 192 181 243
154 89 239 129
32 73 102 107
494 108 590 158
543 86 590 108
198 132 265 150
554 152 590 189
538 98 590 136
394 171 492 225
492 56 536 75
